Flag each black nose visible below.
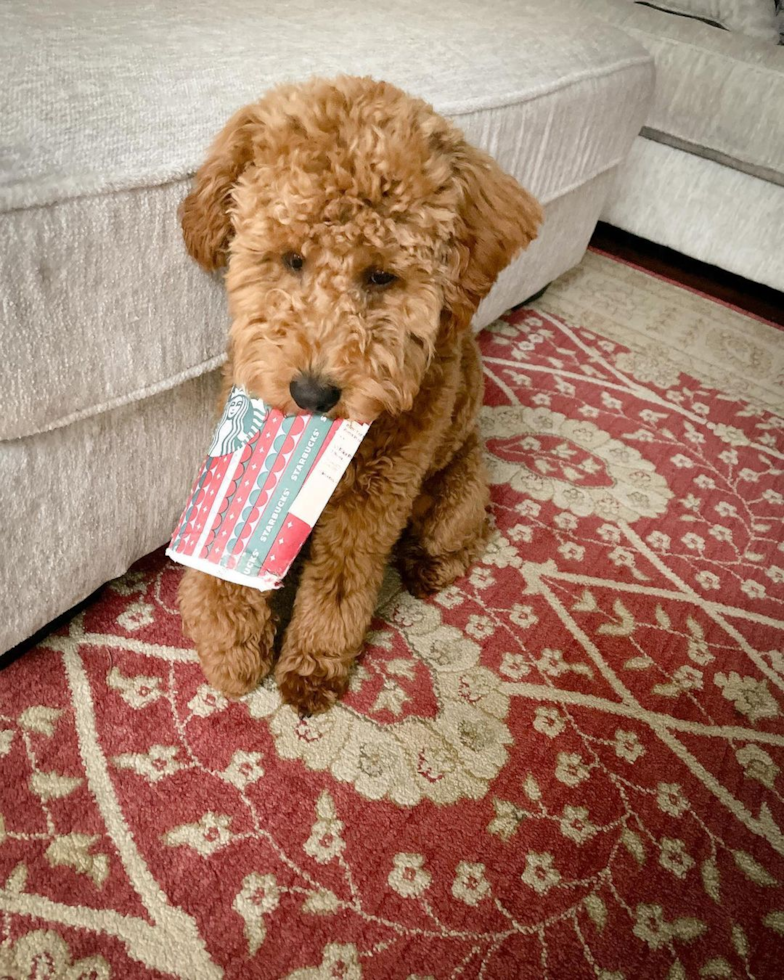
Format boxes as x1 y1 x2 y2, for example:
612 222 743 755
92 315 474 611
289 374 342 414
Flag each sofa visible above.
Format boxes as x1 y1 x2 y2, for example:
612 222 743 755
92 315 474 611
559 0 784 292
0 1 654 654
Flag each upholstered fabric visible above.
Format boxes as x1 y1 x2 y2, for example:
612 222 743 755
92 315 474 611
602 136 784 291
634 0 781 42
564 0 784 186
0 0 652 442
0 0 651 211
0 373 222 655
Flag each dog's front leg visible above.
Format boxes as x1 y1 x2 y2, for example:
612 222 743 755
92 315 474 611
179 569 277 698
275 462 423 716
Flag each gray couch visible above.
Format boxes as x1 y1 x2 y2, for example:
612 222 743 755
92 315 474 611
0 1 654 653
561 0 784 292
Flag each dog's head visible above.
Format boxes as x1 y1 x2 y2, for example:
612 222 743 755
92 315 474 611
181 76 541 422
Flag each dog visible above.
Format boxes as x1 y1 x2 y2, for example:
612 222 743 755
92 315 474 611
177 76 541 715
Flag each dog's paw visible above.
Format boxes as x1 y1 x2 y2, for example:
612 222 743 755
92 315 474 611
198 636 274 699
275 659 349 716
399 549 472 599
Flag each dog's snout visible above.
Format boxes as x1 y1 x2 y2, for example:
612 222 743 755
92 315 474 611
290 374 342 414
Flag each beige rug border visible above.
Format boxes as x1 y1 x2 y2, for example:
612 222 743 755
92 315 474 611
532 250 784 417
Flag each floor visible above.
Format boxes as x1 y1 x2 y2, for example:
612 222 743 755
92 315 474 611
592 224 783 328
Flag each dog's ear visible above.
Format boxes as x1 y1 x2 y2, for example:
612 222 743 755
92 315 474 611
448 141 542 325
180 104 263 271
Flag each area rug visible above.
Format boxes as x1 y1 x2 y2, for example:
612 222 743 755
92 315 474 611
1 251 783 980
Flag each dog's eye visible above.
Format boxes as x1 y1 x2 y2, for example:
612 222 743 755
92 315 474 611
283 252 304 272
365 268 397 289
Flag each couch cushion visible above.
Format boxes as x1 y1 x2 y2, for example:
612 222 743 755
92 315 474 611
633 0 781 43
565 0 784 185
603 135 784 292
0 0 652 441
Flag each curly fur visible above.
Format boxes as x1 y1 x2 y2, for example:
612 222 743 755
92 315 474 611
178 76 541 714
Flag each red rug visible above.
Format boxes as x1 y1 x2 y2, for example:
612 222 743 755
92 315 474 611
2 254 783 979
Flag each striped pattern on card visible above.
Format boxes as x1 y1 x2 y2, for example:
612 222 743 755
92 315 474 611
166 386 369 591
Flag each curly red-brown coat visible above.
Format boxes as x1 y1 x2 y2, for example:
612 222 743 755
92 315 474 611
177 76 541 714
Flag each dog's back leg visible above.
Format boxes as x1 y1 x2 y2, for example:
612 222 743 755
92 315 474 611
397 427 490 598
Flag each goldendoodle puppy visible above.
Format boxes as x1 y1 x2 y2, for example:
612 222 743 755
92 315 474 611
178 75 541 714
